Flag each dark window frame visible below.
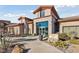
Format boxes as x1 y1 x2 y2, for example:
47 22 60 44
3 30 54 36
40 10 45 17
36 21 48 35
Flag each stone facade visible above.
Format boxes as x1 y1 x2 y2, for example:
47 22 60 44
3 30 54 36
48 34 59 42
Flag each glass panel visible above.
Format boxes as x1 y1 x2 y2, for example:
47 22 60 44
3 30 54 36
63 26 79 37
36 21 48 37
40 10 45 17
76 26 79 36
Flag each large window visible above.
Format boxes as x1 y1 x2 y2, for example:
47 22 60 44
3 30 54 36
40 10 45 17
36 21 48 37
63 26 79 36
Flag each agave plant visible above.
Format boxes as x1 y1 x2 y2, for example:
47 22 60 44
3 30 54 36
0 32 12 52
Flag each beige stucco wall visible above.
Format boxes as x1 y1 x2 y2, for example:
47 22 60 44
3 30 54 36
33 16 55 36
35 9 51 18
60 21 79 33
8 27 13 34
19 19 26 23
35 11 40 18
14 26 20 35
29 24 33 34
45 9 51 16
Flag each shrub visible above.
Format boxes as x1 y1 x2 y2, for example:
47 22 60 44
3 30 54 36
67 31 78 39
59 33 70 41
53 41 68 49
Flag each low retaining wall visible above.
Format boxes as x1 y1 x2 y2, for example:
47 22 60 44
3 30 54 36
5 35 40 41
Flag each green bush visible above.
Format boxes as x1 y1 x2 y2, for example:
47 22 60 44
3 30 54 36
53 41 68 49
69 39 79 45
67 31 78 39
59 33 70 41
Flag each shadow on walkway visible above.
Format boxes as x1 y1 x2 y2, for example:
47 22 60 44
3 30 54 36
22 48 31 53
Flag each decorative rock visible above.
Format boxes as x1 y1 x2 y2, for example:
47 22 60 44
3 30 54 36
12 45 23 53
48 34 59 42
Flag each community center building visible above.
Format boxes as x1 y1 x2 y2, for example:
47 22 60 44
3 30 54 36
0 5 79 37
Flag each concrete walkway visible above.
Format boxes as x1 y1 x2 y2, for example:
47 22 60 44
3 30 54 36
23 40 63 53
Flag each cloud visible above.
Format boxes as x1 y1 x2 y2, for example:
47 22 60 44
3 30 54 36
1 13 29 23
3 13 27 18
55 5 77 11
70 13 79 16
60 12 79 18
30 9 34 13
55 5 77 8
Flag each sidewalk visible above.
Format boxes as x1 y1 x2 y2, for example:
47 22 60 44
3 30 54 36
24 40 63 53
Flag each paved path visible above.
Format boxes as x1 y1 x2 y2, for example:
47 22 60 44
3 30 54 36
23 40 63 53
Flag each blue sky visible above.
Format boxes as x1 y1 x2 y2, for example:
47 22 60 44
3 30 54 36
0 5 79 23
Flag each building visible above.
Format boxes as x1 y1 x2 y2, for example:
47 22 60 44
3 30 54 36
2 5 79 37
7 16 33 36
18 16 33 35
33 6 59 37
6 5 60 37
0 20 10 34
59 16 79 36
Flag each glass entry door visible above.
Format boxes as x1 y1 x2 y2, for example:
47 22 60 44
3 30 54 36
39 27 48 37
36 21 48 37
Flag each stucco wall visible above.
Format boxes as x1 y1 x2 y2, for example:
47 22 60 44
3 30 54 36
60 21 79 33
35 9 51 18
29 24 33 34
7 25 24 36
8 27 14 34
35 11 40 18
33 16 55 35
20 25 24 35
45 9 51 16
19 19 26 23
14 26 20 35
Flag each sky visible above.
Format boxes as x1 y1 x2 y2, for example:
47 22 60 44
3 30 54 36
0 5 79 23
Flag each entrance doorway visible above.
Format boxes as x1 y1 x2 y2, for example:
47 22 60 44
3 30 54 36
36 21 48 37
39 27 48 37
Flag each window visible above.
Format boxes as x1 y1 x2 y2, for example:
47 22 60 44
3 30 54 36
40 10 45 17
63 26 79 36
36 21 48 37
